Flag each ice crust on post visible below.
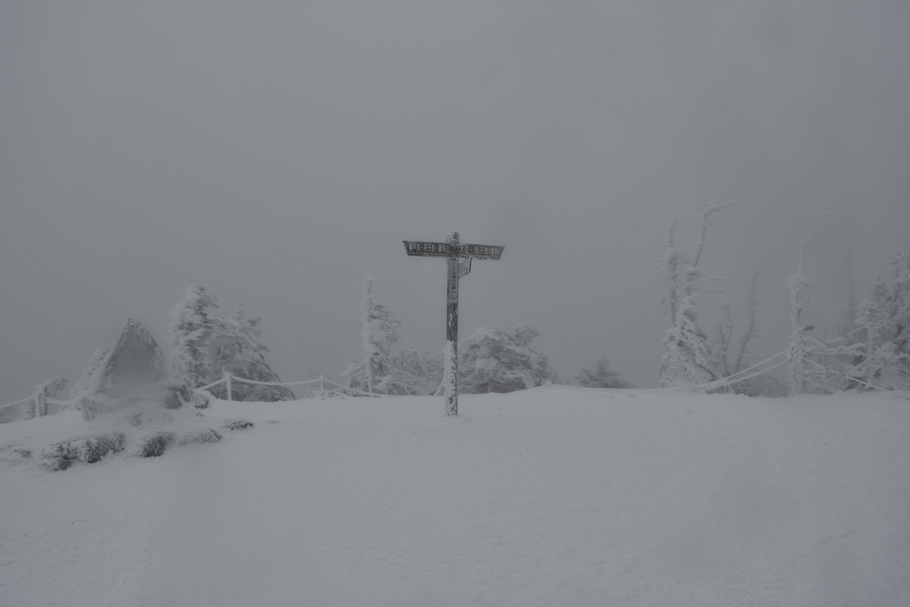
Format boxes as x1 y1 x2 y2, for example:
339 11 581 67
443 339 457 416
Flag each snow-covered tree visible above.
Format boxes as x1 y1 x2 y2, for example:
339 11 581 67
712 271 761 391
786 215 828 395
458 325 557 394
660 295 720 387
169 286 218 389
342 276 414 395
169 286 293 400
391 347 444 395
70 347 111 399
889 253 910 358
659 203 732 388
841 254 910 391
575 357 634 389
208 305 295 402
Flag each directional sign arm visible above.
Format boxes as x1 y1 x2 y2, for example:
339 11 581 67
403 241 451 257
459 244 504 260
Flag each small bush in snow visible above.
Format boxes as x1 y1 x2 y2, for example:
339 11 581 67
42 433 125 470
181 428 223 444
222 419 254 431
575 358 634 389
134 433 175 458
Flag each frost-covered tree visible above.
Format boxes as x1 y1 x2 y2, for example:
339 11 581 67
786 214 829 395
458 325 557 394
659 204 732 388
170 286 218 389
712 271 761 388
70 347 111 399
889 253 910 358
391 347 444 395
170 286 293 400
342 276 414 395
841 254 910 391
208 305 295 402
575 357 634 389
660 296 719 387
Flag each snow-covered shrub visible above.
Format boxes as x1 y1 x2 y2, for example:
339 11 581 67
458 325 557 394
42 433 125 470
575 357 634 389
732 374 788 398
222 419 254 431
181 428 223 444
133 433 175 458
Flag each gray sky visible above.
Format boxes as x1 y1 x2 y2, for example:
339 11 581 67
2 0 909 403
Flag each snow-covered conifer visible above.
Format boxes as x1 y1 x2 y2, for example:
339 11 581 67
842 255 910 391
786 214 828 395
70 348 111 399
659 204 733 389
889 253 910 357
342 276 414 395
458 325 557 393
660 295 720 387
169 286 218 389
208 305 295 402
391 347 444 395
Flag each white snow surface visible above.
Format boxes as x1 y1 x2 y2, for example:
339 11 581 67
2 386 909 607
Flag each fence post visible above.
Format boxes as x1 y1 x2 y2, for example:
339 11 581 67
35 386 46 418
224 371 233 401
319 376 325 392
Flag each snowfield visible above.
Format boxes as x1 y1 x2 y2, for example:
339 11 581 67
2 386 909 607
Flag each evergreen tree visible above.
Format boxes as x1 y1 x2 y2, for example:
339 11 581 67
659 203 732 389
169 286 293 400
342 276 414 395
842 255 910 391
660 295 720 387
391 347 444 395
208 305 295 401
169 286 218 389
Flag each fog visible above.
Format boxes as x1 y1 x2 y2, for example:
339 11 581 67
2 1 908 404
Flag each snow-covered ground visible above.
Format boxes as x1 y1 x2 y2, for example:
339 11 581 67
2 386 909 607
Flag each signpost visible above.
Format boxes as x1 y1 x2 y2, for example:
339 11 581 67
403 232 503 416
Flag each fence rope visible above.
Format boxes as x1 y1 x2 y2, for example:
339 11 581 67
10 344 902 410
229 376 323 388
196 374 385 399
805 359 897 394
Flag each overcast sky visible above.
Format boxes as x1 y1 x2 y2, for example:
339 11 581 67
1 1 908 403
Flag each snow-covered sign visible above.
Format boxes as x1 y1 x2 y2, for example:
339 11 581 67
403 233 504 416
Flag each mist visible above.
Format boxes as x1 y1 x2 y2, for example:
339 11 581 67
2 0 908 404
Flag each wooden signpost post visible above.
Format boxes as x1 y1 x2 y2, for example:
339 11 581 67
403 233 504 416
